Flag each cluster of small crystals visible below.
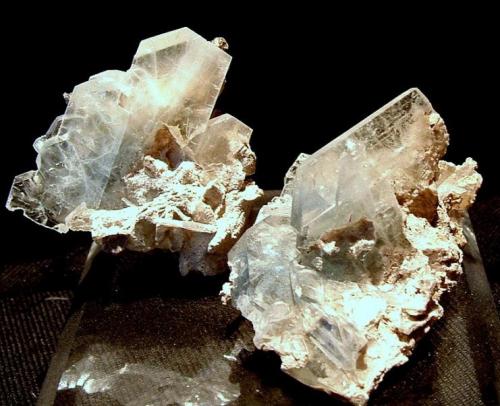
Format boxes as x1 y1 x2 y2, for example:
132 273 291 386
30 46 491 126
8 28 234 228
224 89 481 405
7 28 262 274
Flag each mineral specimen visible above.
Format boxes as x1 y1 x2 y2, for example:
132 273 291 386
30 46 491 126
222 89 482 404
7 28 262 275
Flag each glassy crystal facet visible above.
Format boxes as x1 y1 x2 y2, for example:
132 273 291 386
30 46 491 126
8 28 231 229
224 88 482 405
7 28 262 276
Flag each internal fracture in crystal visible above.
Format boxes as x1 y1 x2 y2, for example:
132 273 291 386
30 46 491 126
223 88 482 405
7 28 262 275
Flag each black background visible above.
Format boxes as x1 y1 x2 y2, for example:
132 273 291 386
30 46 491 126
2 7 499 247
0 6 499 405
1 7 498 261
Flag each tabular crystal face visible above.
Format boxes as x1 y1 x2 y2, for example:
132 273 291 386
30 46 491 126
132 28 231 142
292 89 441 239
8 27 231 229
189 114 253 170
291 89 448 283
224 88 482 405
7 28 262 276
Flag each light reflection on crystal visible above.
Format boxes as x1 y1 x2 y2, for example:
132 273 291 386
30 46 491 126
7 27 232 229
224 88 482 405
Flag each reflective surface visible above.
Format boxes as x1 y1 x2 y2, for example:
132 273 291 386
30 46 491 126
38 211 499 406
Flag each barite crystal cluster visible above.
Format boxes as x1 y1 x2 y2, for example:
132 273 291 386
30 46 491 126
7 28 262 275
222 89 482 404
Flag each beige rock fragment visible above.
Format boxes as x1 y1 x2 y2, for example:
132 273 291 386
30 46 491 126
7 28 262 275
223 88 482 404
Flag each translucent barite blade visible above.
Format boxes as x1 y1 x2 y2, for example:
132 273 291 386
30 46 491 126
224 88 482 405
132 27 231 141
7 28 231 228
188 114 252 168
291 88 446 244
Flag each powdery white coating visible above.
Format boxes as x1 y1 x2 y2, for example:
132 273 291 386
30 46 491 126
223 89 482 405
7 28 262 275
